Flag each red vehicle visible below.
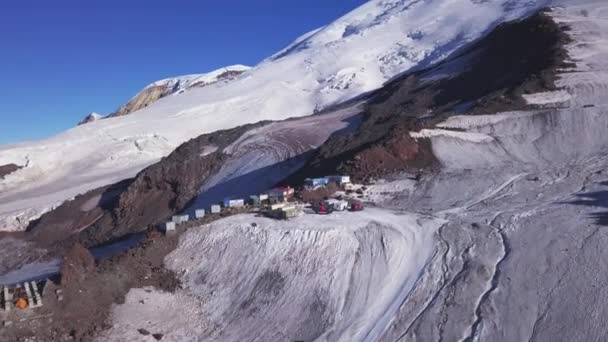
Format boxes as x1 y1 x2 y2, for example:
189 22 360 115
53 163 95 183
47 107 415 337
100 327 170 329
313 201 334 215
349 200 364 211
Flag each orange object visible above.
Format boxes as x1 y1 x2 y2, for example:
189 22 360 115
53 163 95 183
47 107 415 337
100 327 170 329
15 298 28 309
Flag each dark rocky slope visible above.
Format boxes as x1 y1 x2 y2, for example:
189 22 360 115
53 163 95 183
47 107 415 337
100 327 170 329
0 163 21 179
285 11 572 182
26 122 267 250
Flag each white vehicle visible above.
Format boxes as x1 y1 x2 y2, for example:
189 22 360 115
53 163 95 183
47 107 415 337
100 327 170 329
326 199 349 211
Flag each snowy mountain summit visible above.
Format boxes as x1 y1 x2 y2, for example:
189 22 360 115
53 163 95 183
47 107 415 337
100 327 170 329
77 65 250 124
106 64 251 119
77 112 103 125
0 0 545 231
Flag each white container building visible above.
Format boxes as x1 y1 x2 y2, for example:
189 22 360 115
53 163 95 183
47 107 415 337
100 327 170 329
327 175 351 185
224 199 245 208
172 215 189 224
165 221 176 232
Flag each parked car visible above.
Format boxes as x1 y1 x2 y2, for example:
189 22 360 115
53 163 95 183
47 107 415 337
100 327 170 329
313 202 334 214
326 199 348 211
349 200 364 211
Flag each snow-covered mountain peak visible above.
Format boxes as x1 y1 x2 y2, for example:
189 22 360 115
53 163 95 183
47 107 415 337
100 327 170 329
77 112 103 125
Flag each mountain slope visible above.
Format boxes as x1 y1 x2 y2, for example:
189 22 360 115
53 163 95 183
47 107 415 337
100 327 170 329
3 0 608 340
5 4 569 265
99 1 608 341
0 0 546 232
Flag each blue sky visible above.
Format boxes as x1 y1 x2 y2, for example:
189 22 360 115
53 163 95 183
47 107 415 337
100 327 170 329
0 0 366 144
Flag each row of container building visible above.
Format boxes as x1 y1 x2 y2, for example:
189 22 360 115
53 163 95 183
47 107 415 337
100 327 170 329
304 175 351 189
161 186 298 233
223 187 295 208
161 175 353 232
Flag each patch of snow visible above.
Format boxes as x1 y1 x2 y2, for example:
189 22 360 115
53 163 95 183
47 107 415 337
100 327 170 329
96 287 207 341
410 128 495 143
522 90 572 105
80 194 102 212
199 145 218 157
436 110 539 129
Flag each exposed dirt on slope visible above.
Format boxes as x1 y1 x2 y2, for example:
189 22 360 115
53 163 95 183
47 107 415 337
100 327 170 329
60 243 95 286
0 163 22 179
287 11 572 183
0 229 181 341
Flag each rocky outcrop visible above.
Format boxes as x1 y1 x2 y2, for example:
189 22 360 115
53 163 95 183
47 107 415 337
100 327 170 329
109 85 175 118
77 112 103 125
0 163 22 179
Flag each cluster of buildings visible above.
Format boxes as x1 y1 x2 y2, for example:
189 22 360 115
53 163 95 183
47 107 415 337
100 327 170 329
161 185 298 234
304 175 351 189
161 174 355 234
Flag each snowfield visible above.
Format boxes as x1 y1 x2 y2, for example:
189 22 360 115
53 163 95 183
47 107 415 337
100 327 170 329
98 209 443 342
0 0 547 231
